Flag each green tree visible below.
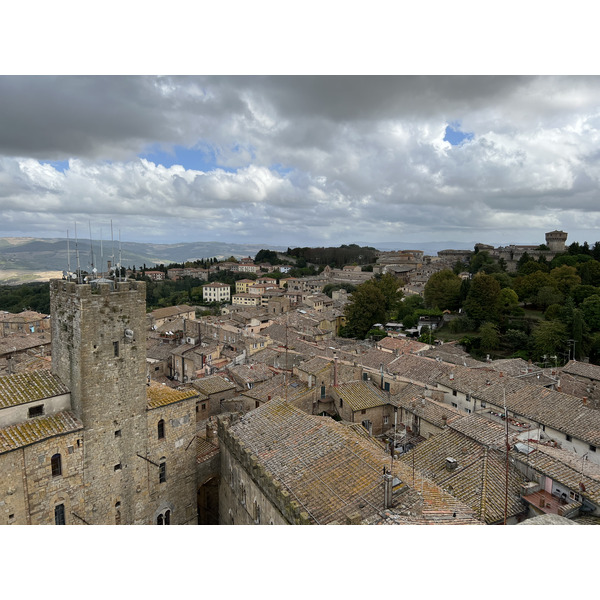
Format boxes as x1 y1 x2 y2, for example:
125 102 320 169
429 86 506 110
373 273 404 315
470 251 496 274
532 320 568 359
479 322 500 352
397 295 425 321
463 273 501 324
577 260 600 287
536 286 564 310
343 284 387 339
513 271 556 305
582 295 600 331
503 329 530 353
424 270 461 310
498 288 519 315
550 264 581 297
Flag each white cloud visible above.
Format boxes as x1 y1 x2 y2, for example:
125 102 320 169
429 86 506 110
2 76 600 246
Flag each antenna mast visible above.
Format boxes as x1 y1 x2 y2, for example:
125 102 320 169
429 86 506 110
118 229 122 282
88 221 96 280
74 222 82 283
100 227 103 277
110 219 115 278
66 229 71 278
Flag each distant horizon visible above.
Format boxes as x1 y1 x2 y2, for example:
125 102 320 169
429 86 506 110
2 77 600 250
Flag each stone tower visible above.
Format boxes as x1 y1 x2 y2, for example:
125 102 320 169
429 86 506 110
545 230 568 253
50 279 150 524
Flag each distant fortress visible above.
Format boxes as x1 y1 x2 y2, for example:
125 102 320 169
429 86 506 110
438 230 568 272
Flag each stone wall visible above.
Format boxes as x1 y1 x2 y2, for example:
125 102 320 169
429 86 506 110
1 429 84 525
50 280 151 524
218 417 312 525
146 397 198 525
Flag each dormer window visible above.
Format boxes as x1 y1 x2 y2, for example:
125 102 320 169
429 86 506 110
28 405 44 418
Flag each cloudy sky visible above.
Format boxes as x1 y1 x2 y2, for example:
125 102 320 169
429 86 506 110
2 75 600 249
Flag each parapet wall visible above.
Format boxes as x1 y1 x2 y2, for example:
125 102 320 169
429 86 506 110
218 416 312 524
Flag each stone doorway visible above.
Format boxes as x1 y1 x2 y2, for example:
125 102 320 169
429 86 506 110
197 477 220 524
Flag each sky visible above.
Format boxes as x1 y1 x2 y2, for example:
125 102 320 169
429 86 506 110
2 75 600 250
1 2 600 252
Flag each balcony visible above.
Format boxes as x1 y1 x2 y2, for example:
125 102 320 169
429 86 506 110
522 489 581 518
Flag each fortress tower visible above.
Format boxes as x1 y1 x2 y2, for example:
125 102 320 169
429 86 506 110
545 230 568 253
50 279 150 524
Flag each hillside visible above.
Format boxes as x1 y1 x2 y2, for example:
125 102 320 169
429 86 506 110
0 238 287 284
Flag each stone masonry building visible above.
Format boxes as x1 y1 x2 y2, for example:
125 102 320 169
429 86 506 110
0 279 210 525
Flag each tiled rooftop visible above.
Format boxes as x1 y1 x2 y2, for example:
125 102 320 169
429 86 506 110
227 363 274 385
192 375 237 396
392 392 464 430
334 381 388 411
0 410 83 454
151 305 194 320
513 441 600 506
448 413 513 449
399 427 527 523
297 356 333 375
387 354 454 386
0 333 51 355
228 400 479 524
377 336 429 354
241 373 310 403
561 360 600 382
0 370 69 409
146 381 198 409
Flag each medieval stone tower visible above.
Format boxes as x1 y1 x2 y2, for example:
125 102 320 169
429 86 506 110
545 230 568 253
50 279 150 524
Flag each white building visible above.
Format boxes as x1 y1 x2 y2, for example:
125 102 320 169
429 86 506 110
203 282 231 303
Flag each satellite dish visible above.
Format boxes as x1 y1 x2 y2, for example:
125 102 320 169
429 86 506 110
62 270 68 278
92 268 98 274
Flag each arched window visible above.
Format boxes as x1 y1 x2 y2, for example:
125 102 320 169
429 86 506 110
157 419 165 440
156 509 171 525
51 453 62 477
54 503 65 525
159 459 166 483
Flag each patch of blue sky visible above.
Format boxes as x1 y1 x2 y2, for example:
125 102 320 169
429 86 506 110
443 122 474 146
269 163 293 176
40 160 70 173
139 144 236 173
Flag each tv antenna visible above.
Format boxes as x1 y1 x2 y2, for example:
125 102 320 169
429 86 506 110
88 221 96 280
74 222 82 283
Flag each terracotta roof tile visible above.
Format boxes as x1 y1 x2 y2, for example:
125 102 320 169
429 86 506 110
146 382 198 409
0 410 82 453
0 370 69 408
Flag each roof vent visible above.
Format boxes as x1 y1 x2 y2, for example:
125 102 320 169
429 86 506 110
449 373 454 380
445 457 458 471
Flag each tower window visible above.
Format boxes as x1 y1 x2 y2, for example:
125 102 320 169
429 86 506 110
54 503 65 525
113 341 119 357
157 419 165 440
156 509 170 525
254 500 260 524
51 453 62 477
159 460 166 483
115 430 121 438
